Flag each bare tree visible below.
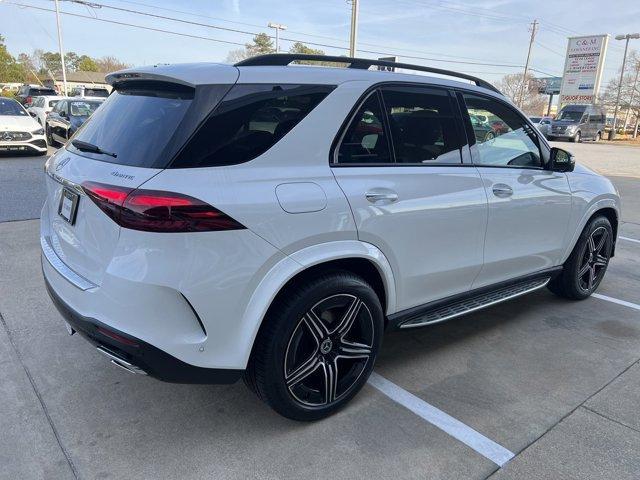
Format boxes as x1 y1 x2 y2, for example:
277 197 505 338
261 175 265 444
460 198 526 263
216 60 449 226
600 50 640 135
498 72 548 115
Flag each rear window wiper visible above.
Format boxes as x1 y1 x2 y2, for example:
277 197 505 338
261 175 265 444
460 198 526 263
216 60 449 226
71 140 117 158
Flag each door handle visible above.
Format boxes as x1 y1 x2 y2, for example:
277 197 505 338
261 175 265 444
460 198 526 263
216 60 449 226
492 184 513 198
365 190 398 204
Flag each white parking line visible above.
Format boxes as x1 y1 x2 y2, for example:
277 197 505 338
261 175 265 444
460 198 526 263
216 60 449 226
368 372 515 467
619 236 640 245
593 293 640 312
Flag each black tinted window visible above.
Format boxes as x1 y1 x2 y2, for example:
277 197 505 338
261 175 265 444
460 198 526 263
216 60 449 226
84 88 109 98
382 87 461 164
34 88 55 96
70 82 196 167
172 84 334 168
337 92 391 164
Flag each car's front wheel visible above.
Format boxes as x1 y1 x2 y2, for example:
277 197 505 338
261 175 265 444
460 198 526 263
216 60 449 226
548 215 613 300
244 271 384 421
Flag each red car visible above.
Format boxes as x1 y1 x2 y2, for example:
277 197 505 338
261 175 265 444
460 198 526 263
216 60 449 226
490 119 510 135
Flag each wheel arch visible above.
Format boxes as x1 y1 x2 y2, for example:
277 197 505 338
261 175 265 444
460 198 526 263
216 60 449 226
238 241 397 368
562 199 619 262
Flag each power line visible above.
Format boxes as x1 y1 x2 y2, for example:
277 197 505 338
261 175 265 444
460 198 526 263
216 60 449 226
4 1 561 77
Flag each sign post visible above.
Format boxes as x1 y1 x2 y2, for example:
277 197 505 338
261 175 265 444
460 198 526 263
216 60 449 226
559 34 609 106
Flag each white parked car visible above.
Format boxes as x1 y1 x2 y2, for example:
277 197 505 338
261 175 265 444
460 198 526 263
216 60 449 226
41 55 620 420
27 95 64 126
0 96 47 155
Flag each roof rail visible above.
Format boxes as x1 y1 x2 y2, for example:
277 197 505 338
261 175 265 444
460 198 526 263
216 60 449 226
235 54 501 94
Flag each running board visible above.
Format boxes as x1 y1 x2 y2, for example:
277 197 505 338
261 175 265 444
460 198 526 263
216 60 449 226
398 277 551 329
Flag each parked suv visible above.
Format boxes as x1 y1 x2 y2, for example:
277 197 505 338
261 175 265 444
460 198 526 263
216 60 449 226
549 104 606 142
41 55 620 420
16 84 57 107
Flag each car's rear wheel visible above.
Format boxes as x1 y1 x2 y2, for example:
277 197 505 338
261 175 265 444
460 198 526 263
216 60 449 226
484 131 495 142
46 126 56 147
244 271 383 421
548 215 613 300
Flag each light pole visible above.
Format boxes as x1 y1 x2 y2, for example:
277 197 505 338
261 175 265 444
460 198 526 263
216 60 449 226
348 0 359 57
610 33 640 139
517 19 538 108
54 0 68 96
267 22 287 53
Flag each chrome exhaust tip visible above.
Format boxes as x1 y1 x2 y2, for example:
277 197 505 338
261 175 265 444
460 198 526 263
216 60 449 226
96 346 147 375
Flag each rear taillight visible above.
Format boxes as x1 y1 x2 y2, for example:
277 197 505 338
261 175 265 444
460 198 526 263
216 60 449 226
81 182 245 232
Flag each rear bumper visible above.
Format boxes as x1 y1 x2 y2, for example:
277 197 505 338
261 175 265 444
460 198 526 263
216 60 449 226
43 270 243 384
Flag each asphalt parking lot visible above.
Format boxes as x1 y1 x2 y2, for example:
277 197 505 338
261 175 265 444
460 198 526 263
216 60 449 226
1 142 639 479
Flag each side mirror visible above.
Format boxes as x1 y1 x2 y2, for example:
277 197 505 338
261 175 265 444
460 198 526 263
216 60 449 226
549 147 575 172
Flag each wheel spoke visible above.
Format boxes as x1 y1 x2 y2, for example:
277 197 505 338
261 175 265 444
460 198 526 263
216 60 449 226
321 360 338 404
333 297 362 336
304 310 329 341
588 266 596 290
578 262 591 277
594 231 608 254
594 255 608 267
338 339 372 359
286 355 320 388
587 234 596 254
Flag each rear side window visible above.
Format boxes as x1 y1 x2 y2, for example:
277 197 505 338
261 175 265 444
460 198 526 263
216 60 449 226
171 84 334 168
337 92 391 164
381 86 462 164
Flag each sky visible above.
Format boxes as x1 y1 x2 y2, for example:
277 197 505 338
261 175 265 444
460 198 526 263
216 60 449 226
1 0 639 90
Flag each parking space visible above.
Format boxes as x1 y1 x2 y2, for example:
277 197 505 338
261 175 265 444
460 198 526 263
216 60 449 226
1 142 639 479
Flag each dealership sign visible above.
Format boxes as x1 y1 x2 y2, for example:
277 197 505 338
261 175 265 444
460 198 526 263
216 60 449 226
559 34 609 105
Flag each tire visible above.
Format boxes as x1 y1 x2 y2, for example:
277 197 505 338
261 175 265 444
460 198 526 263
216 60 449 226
594 132 601 142
572 131 581 143
548 215 613 300
244 271 384 421
484 131 495 142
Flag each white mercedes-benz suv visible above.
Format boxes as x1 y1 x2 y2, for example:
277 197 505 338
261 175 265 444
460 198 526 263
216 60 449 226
41 55 620 420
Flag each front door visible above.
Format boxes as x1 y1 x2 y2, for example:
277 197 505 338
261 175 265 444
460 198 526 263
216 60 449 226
331 86 488 311
459 92 572 288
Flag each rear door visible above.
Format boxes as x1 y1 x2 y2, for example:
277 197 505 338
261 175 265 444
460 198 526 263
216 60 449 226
458 91 572 288
331 85 487 311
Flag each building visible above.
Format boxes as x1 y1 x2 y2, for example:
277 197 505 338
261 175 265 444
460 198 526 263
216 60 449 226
43 71 111 95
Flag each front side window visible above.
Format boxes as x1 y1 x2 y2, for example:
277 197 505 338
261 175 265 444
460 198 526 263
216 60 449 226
463 93 542 168
337 92 391 164
172 84 334 168
382 86 461 164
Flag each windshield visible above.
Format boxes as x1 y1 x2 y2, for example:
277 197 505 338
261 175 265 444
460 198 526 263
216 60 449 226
0 98 27 116
70 100 102 117
84 88 109 98
556 110 585 122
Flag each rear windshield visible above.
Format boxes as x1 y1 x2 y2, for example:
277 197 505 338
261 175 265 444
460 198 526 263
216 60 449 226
69 81 200 167
31 88 56 96
171 84 334 168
